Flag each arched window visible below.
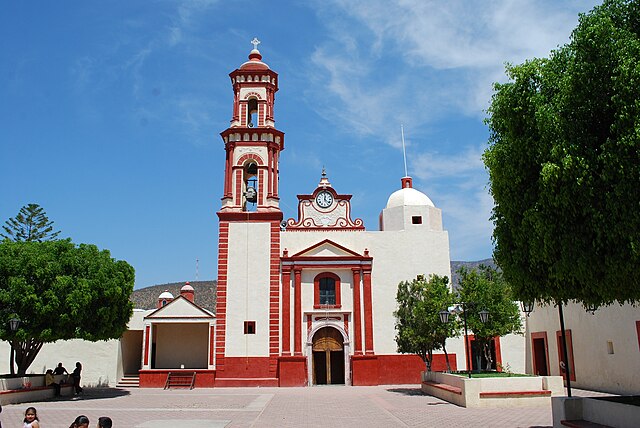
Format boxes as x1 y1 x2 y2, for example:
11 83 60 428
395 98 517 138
314 272 341 309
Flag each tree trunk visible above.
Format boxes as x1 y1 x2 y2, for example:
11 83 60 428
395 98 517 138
14 339 44 375
442 341 452 372
425 349 433 372
9 340 16 375
483 342 493 370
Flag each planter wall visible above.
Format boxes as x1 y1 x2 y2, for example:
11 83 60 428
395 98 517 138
422 371 564 408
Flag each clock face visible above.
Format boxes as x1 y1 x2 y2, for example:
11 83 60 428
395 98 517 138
316 191 334 208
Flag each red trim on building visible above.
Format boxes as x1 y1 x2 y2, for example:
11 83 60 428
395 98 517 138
293 268 302 355
215 221 230 372
531 331 550 376
236 152 265 166
352 268 363 355
556 329 576 382
269 221 280 373
139 370 216 388
363 269 374 354
144 325 150 366
209 325 215 365
281 267 291 355
217 211 284 222
313 272 342 309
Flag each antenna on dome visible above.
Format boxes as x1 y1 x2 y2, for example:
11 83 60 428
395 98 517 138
195 257 199 281
401 124 408 177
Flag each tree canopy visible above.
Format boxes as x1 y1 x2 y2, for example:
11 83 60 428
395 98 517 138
394 274 459 371
0 239 135 374
483 0 640 307
457 266 523 370
1 203 61 242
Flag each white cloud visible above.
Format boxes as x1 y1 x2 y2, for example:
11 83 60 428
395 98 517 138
307 0 598 136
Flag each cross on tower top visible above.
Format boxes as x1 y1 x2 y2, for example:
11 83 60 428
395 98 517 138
251 38 261 50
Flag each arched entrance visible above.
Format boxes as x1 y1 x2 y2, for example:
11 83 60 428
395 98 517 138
312 327 345 385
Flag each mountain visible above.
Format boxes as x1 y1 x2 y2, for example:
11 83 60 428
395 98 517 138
130 280 217 311
450 258 496 290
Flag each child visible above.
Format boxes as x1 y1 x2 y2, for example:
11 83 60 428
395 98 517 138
23 407 40 428
97 416 112 428
69 415 90 428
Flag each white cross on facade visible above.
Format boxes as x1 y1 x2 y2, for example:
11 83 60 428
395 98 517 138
251 38 261 50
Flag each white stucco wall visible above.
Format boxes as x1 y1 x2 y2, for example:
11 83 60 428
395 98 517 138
281 226 451 356
225 222 271 357
154 323 208 369
526 302 640 395
0 339 120 387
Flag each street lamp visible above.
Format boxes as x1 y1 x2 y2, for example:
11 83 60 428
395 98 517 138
9 317 21 332
440 303 489 378
8 317 20 376
520 300 534 317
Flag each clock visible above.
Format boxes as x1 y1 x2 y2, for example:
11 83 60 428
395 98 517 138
316 191 334 208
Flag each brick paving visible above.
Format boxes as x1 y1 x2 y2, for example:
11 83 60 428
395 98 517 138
0 385 609 428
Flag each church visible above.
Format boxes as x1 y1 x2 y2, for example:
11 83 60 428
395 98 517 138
136 40 457 387
0 42 526 389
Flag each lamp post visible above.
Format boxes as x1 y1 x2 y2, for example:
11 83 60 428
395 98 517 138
8 317 20 376
520 300 572 397
439 303 489 378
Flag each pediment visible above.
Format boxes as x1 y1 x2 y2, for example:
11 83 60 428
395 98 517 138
291 239 363 258
145 295 214 320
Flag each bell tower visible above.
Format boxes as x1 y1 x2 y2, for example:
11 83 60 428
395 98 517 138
219 37 284 213
215 39 284 383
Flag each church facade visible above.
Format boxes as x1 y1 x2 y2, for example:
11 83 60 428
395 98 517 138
207 42 455 387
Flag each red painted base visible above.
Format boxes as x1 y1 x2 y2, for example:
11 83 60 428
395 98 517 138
215 377 279 387
352 355 379 386
352 354 457 386
278 356 307 387
138 369 216 388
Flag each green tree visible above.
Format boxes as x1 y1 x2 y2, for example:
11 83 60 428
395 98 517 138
0 240 135 375
394 275 459 372
1 203 61 242
457 266 522 370
483 0 640 307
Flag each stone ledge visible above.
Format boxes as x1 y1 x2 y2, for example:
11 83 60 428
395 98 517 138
480 390 551 398
423 381 462 395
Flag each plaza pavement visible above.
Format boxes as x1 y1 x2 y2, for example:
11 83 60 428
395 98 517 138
0 385 612 428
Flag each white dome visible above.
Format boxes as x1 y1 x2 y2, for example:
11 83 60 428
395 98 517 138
386 187 435 209
158 290 174 299
181 283 194 292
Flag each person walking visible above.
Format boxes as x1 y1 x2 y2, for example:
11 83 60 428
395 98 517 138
72 362 83 395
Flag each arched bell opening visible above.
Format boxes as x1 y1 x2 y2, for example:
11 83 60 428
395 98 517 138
247 98 258 128
311 326 345 385
243 161 259 211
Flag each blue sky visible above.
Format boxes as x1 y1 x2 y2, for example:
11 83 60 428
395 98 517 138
1 0 599 289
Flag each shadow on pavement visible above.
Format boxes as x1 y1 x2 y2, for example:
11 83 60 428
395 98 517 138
386 387 425 396
49 388 131 402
